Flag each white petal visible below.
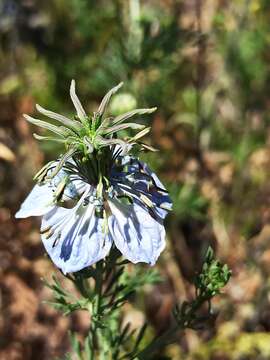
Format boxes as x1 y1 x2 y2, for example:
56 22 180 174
41 202 112 273
70 178 89 196
15 183 55 218
53 170 88 200
108 199 166 265
70 80 87 120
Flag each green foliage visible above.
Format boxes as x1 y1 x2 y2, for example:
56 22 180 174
173 246 231 332
169 183 208 221
45 247 230 359
195 247 231 298
43 275 85 315
136 247 231 359
44 247 162 359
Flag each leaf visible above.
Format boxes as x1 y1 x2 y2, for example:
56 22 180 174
69 332 83 358
134 323 148 350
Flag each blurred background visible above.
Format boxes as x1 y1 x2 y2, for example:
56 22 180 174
1 0 270 359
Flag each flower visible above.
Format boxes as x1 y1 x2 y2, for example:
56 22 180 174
15 81 172 273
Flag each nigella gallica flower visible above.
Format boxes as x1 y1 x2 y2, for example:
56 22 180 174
16 81 172 273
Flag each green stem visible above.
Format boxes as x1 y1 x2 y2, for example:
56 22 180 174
89 261 104 359
135 294 207 359
88 252 120 359
135 325 178 360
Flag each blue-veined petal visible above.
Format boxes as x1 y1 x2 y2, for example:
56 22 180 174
132 165 172 219
41 191 111 273
108 199 166 265
15 161 89 219
111 156 172 220
15 183 55 218
139 160 169 193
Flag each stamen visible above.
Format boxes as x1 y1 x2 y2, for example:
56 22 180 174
46 146 77 180
53 177 69 202
52 233 61 248
40 225 51 234
160 203 172 211
44 228 54 240
102 209 109 237
34 161 55 183
140 194 154 208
